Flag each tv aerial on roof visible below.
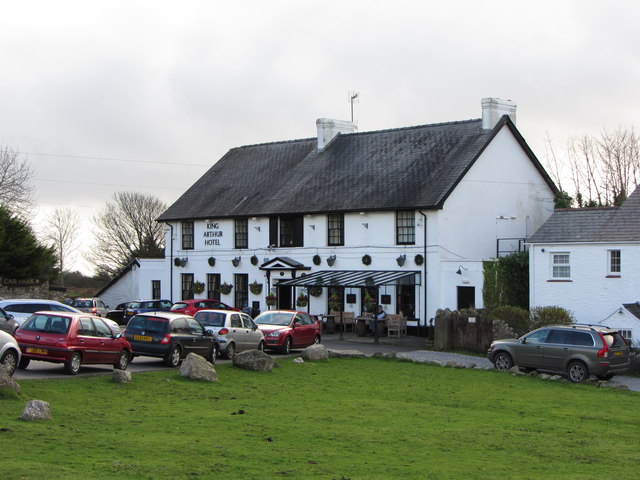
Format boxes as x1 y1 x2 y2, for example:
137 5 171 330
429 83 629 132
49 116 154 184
348 91 359 123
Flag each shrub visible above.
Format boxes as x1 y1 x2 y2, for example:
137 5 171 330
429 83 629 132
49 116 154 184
488 305 530 337
529 306 574 330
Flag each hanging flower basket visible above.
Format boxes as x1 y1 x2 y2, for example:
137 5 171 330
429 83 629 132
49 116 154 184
249 281 263 295
208 257 216 267
193 281 205 294
250 255 259 266
308 286 322 297
265 294 277 306
414 254 424 266
296 293 308 308
363 293 377 311
312 254 321 266
220 282 233 295
328 294 342 311
362 254 372 266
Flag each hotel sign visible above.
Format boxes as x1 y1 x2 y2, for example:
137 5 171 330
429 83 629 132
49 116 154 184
203 222 224 247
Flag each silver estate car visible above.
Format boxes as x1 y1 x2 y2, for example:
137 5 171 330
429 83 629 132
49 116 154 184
488 324 630 382
194 309 265 359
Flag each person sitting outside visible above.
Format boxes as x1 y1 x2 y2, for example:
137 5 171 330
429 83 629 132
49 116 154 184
370 305 386 335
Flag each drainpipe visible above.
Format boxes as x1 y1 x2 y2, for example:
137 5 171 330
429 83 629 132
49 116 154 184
418 211 428 337
166 223 174 303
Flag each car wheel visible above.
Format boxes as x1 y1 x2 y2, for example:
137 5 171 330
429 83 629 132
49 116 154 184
18 357 30 370
208 343 218 364
114 350 130 370
1 349 18 376
281 337 291 355
597 373 614 381
257 340 265 352
164 345 181 367
568 361 589 383
493 352 513 371
225 342 236 360
65 352 82 375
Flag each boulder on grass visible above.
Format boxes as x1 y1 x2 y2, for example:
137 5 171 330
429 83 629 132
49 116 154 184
328 349 367 359
179 353 218 382
301 344 329 361
20 400 51 421
113 369 132 383
233 350 275 372
0 367 20 395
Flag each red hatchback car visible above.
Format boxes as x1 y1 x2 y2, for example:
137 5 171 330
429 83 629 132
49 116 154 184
254 310 321 354
170 299 239 316
15 312 132 375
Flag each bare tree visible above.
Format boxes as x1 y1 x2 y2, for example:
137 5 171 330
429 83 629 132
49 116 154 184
88 192 167 277
0 143 34 214
44 207 80 284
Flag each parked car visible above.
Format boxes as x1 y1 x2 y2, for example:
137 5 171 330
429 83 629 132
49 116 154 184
487 324 630 383
0 307 19 335
123 312 217 367
123 300 173 324
253 310 321 354
71 297 109 317
106 302 134 325
14 312 132 375
194 309 265 359
0 330 21 376
170 299 239 316
0 299 81 326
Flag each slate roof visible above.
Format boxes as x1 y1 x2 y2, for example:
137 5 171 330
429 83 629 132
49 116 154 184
623 302 640 320
158 116 554 221
527 186 640 243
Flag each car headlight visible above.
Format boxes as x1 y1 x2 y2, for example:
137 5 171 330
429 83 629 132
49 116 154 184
267 331 282 337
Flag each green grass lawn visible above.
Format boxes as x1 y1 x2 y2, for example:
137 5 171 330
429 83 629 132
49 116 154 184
1 357 639 479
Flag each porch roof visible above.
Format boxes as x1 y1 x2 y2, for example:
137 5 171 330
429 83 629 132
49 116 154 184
277 270 421 288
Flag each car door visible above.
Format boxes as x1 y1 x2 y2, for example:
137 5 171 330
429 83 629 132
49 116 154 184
92 317 119 363
291 313 315 347
170 317 191 354
186 317 211 358
76 317 102 363
227 313 245 350
542 329 571 370
241 314 262 351
517 329 549 368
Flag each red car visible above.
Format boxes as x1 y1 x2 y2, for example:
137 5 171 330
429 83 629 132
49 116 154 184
170 299 239 316
253 310 321 354
14 311 132 375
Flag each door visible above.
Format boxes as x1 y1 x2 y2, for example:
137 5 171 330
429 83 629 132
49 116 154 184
542 329 571 370
76 317 102 363
518 329 549 368
186 317 212 358
292 313 315 347
277 284 293 309
457 286 475 310
227 313 246 351
241 314 262 351
92 318 119 363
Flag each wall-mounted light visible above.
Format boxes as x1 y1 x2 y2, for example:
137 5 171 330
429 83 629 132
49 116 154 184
456 265 468 275
309 224 316 230
362 222 368 229
327 255 336 267
396 254 406 267
254 226 261 231
232 256 241 267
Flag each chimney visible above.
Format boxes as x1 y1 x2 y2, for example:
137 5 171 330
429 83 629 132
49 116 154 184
481 98 517 129
316 118 357 151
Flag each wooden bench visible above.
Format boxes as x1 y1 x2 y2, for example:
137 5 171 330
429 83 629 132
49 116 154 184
386 314 407 337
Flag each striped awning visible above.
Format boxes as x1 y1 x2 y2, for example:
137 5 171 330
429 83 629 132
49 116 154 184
277 270 421 288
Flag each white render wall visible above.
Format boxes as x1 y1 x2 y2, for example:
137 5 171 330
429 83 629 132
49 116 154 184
98 259 168 308
530 243 640 323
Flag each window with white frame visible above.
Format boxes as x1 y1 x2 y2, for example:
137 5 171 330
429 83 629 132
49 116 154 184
620 329 632 342
609 249 621 274
552 253 570 279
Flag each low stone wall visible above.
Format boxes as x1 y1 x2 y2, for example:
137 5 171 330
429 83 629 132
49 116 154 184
0 280 66 302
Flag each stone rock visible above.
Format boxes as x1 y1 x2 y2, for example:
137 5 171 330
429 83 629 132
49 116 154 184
112 369 132 383
0 367 20 394
301 344 329 362
20 400 51 421
233 349 275 372
293 357 304 364
179 353 218 382
327 349 367 359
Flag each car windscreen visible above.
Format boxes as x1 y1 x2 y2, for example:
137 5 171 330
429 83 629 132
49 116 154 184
72 300 92 308
170 303 188 311
21 314 71 334
254 312 292 326
126 316 168 333
194 311 226 327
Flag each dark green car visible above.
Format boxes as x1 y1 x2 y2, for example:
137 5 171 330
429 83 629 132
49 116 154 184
488 324 630 382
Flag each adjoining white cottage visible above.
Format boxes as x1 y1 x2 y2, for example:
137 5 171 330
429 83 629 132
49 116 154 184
101 98 557 333
528 186 640 343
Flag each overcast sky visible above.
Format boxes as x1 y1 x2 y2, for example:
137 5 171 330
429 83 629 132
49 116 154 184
1 1 639 274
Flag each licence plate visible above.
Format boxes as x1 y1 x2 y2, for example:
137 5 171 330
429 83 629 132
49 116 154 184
614 351 624 356
133 335 153 342
26 347 48 355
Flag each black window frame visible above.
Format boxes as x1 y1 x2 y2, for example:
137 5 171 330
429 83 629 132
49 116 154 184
280 215 304 247
207 274 221 300
327 213 344 246
151 280 161 299
234 218 248 249
396 210 415 245
181 273 194 300
182 221 194 250
234 273 248 310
